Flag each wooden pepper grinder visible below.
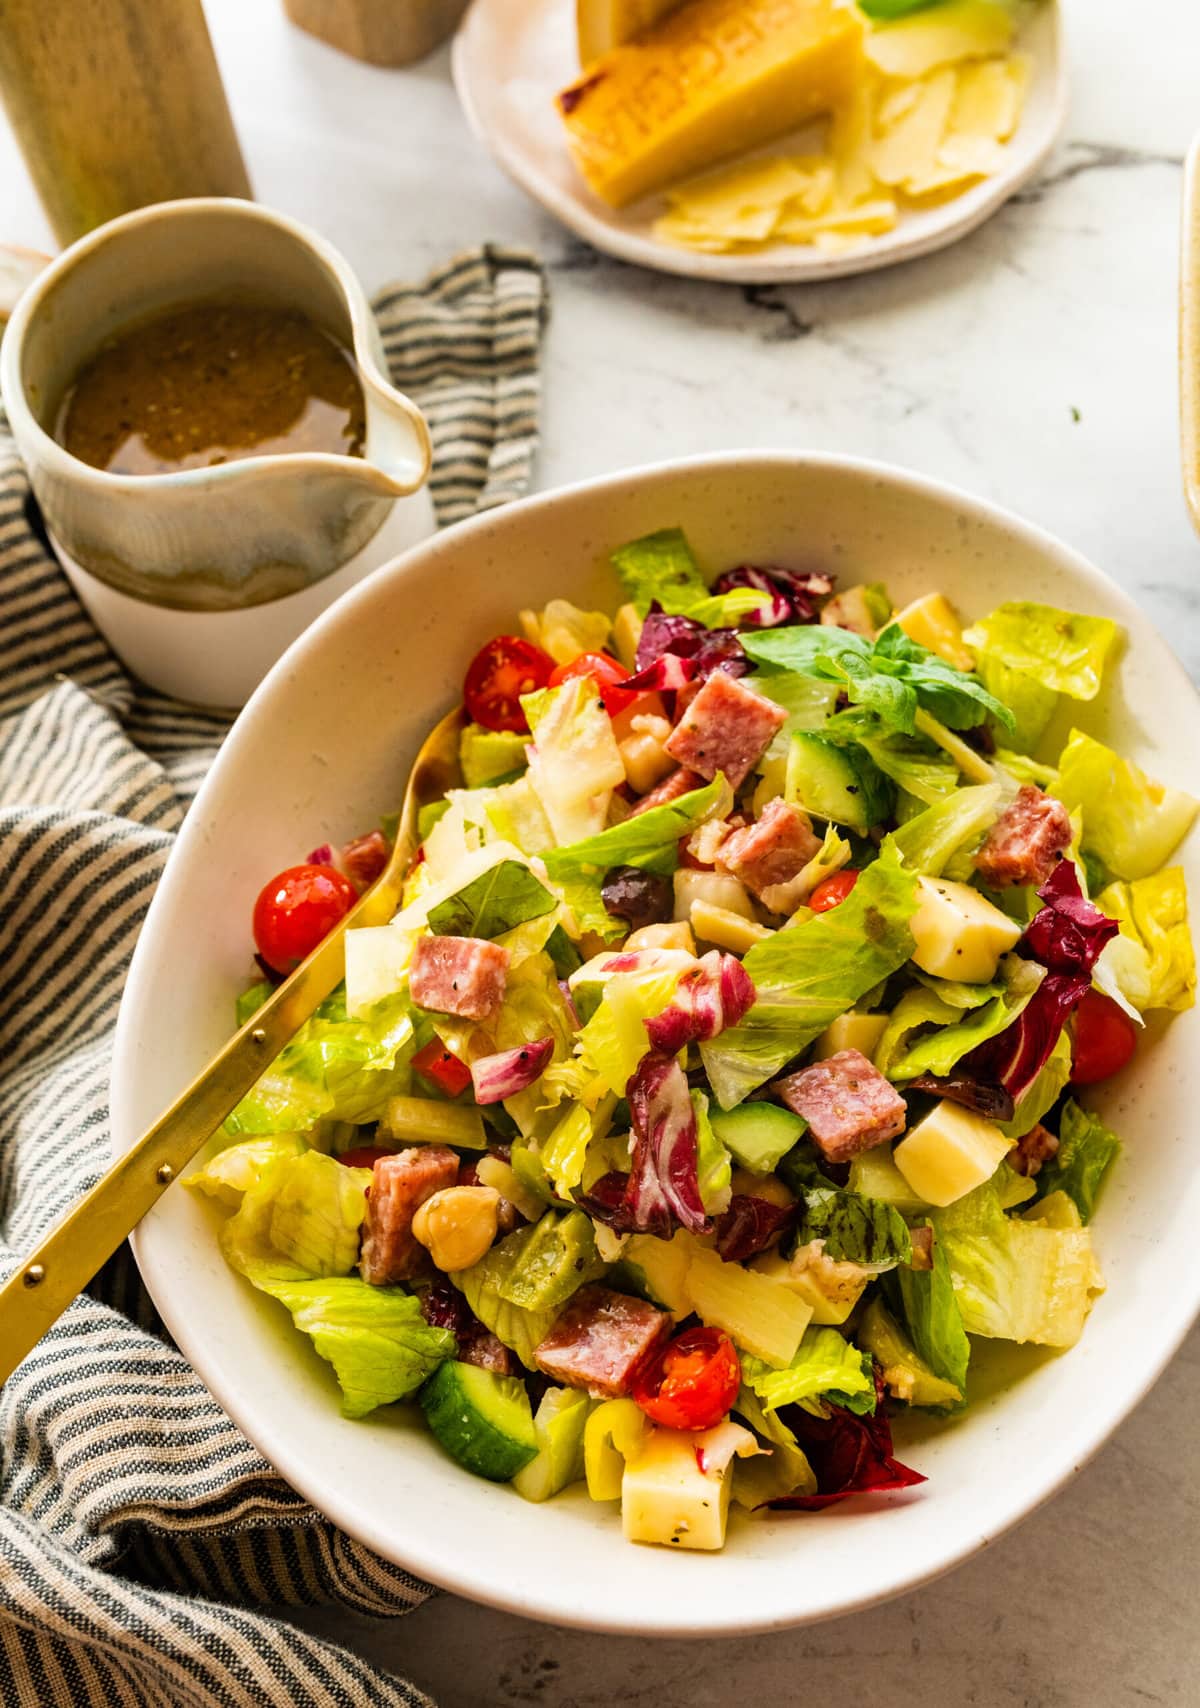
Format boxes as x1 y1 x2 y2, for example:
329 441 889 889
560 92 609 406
0 0 251 247
284 0 469 66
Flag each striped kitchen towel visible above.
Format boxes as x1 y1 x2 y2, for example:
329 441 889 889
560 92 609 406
0 242 546 1708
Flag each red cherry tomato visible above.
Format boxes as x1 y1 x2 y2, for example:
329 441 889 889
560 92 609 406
412 1038 473 1099
809 869 860 913
338 1146 389 1170
632 1326 741 1432
464 635 555 732
1070 988 1138 1085
549 650 640 717
252 863 357 975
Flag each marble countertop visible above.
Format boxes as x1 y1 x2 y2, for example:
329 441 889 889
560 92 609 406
4 0 1198 1701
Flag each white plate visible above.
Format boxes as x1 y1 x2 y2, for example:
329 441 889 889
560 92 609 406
113 453 1199 1635
451 0 1068 284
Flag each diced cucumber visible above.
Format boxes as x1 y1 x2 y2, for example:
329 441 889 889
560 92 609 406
708 1102 806 1174
785 733 893 834
420 1361 538 1482
512 1387 592 1502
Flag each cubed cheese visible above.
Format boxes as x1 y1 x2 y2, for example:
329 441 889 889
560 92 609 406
909 875 1022 983
557 0 865 209
673 868 757 924
893 1099 1011 1207
621 1422 756 1550
689 899 774 954
892 592 975 671
812 1011 888 1061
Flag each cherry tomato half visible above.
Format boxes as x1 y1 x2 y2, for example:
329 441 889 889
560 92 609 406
338 1147 389 1170
412 1038 473 1099
464 635 555 732
1070 988 1138 1085
632 1325 741 1433
549 650 640 717
252 863 357 975
809 869 860 913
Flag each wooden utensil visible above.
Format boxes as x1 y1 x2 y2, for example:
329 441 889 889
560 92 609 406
0 705 463 1386
284 0 469 66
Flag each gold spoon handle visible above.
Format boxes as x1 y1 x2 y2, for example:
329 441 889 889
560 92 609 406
0 869 402 1385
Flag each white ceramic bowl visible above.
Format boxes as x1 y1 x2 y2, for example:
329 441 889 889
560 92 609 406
112 454 1200 1635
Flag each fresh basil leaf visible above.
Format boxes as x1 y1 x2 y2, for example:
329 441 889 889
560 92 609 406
544 923 584 977
426 858 556 940
795 1184 912 1270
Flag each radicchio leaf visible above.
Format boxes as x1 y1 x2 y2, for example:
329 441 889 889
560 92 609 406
306 843 335 866
768 1369 926 1510
340 829 390 888
418 1279 516 1375
469 1037 555 1105
644 951 756 1053
964 862 1118 1102
582 1051 709 1237
631 604 749 684
713 565 834 628
714 1194 796 1261
905 1072 1015 1123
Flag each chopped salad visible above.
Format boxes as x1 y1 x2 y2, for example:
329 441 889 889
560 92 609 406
191 528 1197 1551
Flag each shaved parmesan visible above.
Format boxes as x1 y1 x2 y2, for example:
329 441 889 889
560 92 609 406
866 0 1014 80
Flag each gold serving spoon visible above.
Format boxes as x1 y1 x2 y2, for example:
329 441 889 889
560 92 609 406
0 706 464 1386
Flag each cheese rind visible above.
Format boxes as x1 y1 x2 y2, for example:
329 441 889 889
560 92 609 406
558 0 866 209
577 0 685 67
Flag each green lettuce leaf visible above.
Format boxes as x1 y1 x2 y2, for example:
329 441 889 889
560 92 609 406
243 1267 453 1418
975 653 1059 755
522 677 626 846
542 774 730 883
731 1387 817 1504
932 1176 1104 1348
1036 1099 1120 1223
565 956 689 1097
1095 868 1195 1013
692 1090 733 1215
794 1183 912 1270
753 671 842 746
454 1230 564 1368
1054 730 1198 882
887 783 1003 877
459 723 529 789
963 602 1119 701
236 980 273 1027
220 1150 371 1280
184 1135 309 1208
426 858 556 940
893 1238 970 1398
700 842 920 1107
883 958 1043 1081
225 988 421 1135
609 526 764 626
743 1328 876 1416
855 731 961 805
742 624 1013 736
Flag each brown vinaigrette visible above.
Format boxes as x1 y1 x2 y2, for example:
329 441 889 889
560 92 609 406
56 297 366 476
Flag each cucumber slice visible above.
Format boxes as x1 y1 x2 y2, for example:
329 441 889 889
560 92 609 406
786 732 893 834
708 1102 805 1173
420 1361 538 1482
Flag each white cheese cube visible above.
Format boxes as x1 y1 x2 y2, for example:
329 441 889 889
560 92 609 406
689 899 773 954
893 1099 1012 1207
909 875 1022 983
673 868 757 924
621 1427 734 1551
813 1011 888 1061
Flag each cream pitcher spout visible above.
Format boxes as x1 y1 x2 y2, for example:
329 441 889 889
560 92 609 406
350 354 433 498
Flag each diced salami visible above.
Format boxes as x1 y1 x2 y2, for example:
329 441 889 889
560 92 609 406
774 1049 907 1163
534 1284 672 1398
664 671 786 790
360 1146 459 1284
714 799 821 899
340 829 390 889
410 933 509 1021
1007 1121 1060 1178
627 765 705 817
974 786 1072 890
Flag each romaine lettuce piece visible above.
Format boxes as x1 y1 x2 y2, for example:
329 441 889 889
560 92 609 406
856 732 960 806
482 777 556 857
1054 730 1198 882
753 671 841 747
542 774 730 883
224 988 421 1135
700 842 921 1108
569 958 689 1097
743 1328 876 1416
892 1237 970 1397
692 1090 733 1216
933 1176 1104 1348
731 1387 817 1505
523 597 612 664
887 783 1003 878
1036 1099 1120 1223
609 527 764 627
184 1135 309 1208
975 654 1059 755
266 1150 373 1277
858 1295 963 1408
883 958 1043 1082
343 924 417 1017
236 980 273 1027
1095 868 1195 1013
459 723 528 788
522 677 626 846
542 1100 609 1198
963 602 1119 701
453 1230 563 1368
426 857 556 941
239 1266 454 1418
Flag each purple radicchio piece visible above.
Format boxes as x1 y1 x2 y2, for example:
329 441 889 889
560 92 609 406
712 565 834 628
468 1037 555 1105
644 950 756 1053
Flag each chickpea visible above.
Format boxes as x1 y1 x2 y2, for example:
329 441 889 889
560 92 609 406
412 1185 500 1273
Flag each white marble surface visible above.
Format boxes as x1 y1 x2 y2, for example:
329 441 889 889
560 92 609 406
3 1 1199 1702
